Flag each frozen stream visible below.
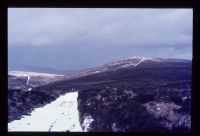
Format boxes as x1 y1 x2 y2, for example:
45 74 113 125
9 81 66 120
8 92 83 132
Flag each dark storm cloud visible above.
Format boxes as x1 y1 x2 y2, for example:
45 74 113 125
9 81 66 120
8 8 192 71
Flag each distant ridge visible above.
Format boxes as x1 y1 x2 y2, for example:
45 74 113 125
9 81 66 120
8 65 82 75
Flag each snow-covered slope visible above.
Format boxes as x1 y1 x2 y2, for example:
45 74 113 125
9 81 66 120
8 92 83 132
8 71 64 77
104 56 162 66
87 56 161 74
8 57 191 132
60 56 159 80
8 71 65 91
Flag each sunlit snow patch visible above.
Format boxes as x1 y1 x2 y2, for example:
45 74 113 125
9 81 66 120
8 92 83 132
82 115 94 132
28 88 32 91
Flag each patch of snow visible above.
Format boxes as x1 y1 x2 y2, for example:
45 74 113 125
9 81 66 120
8 71 64 77
28 88 32 91
108 56 158 68
134 57 146 66
121 64 133 68
156 104 161 111
8 92 83 132
94 71 100 73
82 115 94 132
112 123 119 132
102 56 163 69
27 75 31 85
182 97 187 102
129 56 158 60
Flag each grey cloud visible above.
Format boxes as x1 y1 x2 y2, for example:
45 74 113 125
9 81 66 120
8 8 192 71
9 8 192 47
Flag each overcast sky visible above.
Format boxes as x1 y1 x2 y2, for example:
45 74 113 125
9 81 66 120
8 8 192 71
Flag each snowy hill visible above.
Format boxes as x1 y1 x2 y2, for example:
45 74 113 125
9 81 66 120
8 57 192 132
8 71 64 91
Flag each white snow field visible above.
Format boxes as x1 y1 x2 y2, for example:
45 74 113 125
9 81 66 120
8 92 83 132
8 71 64 77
